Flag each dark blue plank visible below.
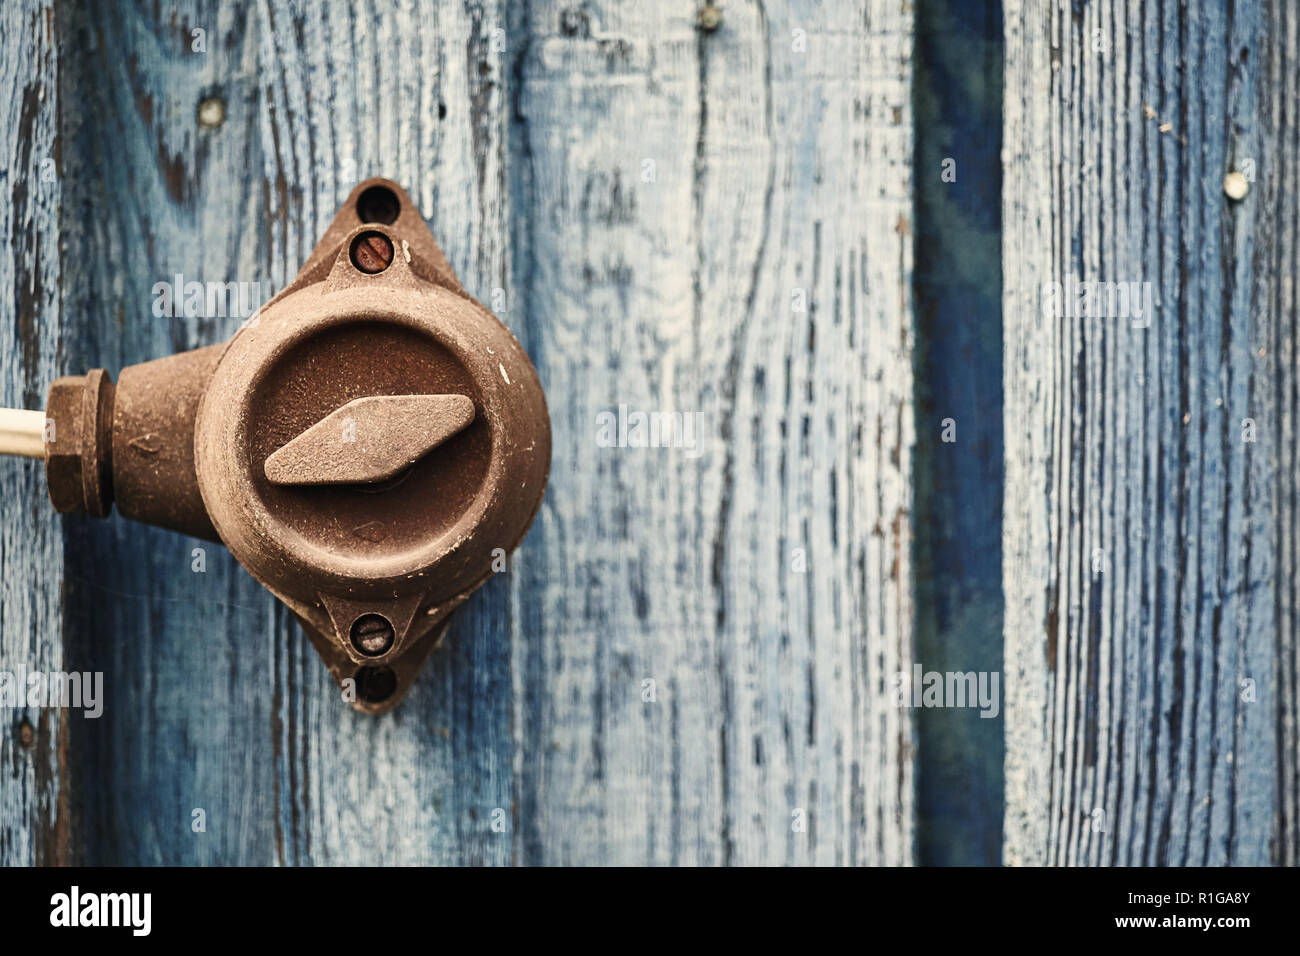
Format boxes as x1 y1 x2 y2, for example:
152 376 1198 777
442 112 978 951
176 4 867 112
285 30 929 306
911 0 1005 865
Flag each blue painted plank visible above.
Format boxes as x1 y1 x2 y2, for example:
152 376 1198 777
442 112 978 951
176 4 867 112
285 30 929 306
58 0 279 864
1002 0 1293 865
0 0 66 867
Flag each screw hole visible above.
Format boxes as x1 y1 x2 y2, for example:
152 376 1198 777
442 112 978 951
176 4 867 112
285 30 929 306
355 665 397 704
350 613 395 656
356 185 400 225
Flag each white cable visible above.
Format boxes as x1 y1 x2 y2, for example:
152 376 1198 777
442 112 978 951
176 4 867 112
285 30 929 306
0 408 47 458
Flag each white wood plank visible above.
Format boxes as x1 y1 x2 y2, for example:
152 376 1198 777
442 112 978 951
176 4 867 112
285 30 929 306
513 0 914 865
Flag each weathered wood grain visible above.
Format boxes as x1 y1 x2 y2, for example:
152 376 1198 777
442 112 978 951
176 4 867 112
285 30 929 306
1003 0 1292 864
511 0 914 864
0 0 67 867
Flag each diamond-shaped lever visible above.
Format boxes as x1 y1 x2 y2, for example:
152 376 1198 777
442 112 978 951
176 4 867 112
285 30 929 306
263 394 475 487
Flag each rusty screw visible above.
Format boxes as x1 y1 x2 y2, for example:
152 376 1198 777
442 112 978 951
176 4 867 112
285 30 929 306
350 613 395 656
697 3 723 31
350 231 394 274
17 719 35 748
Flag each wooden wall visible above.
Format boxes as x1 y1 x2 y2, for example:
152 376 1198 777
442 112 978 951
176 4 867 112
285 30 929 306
1 0 1296 867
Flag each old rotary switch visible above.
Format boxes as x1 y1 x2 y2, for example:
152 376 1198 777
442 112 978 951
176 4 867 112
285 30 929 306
0 180 551 714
